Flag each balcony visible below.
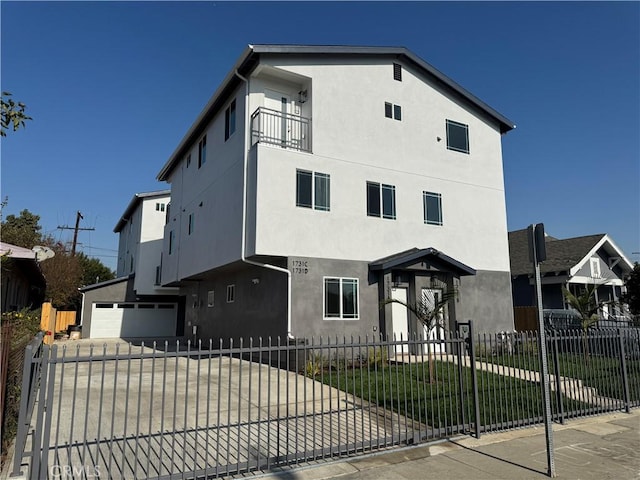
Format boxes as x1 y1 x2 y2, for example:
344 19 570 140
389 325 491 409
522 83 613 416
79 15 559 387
250 107 311 153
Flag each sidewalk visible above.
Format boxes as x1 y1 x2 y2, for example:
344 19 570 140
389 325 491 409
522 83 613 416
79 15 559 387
254 409 640 480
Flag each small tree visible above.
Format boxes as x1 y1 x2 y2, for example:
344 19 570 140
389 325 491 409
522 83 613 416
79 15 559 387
381 288 457 383
1 92 32 136
562 283 608 361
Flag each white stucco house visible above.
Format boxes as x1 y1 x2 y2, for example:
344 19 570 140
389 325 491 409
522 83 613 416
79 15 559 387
80 190 183 339
156 44 516 342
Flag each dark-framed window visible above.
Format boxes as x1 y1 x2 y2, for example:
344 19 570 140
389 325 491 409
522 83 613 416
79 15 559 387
446 119 469 154
385 102 402 121
198 135 207 167
367 181 396 219
186 153 191 168
393 63 402 81
188 213 194 235
296 169 330 211
324 277 359 320
168 230 174 255
423 191 443 226
226 284 235 303
225 99 236 141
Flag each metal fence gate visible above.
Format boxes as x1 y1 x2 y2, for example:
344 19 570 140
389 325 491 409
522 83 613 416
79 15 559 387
10 325 640 479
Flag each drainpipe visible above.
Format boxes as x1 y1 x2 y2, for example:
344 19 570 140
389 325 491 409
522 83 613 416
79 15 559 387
235 70 294 340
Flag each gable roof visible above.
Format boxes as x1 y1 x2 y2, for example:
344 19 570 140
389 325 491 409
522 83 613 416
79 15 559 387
114 190 170 233
156 44 516 182
370 247 476 276
508 229 632 277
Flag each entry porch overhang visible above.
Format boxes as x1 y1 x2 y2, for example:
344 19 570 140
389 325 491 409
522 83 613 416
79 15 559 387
369 248 476 277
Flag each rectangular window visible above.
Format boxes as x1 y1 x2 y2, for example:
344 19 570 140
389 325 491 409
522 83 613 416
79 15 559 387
156 203 165 212
296 169 330 211
168 230 174 255
155 266 161 285
226 284 235 303
384 102 393 118
324 277 359 320
590 258 601 278
446 119 469 154
198 135 207 167
188 213 194 235
186 154 191 168
385 102 402 121
367 182 396 219
423 191 443 226
207 290 215 308
225 99 236 141
393 63 402 81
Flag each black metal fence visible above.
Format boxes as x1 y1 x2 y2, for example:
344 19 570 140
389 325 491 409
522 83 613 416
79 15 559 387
11 326 639 479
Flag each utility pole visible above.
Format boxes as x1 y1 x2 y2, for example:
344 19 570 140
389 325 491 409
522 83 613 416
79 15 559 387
57 211 95 256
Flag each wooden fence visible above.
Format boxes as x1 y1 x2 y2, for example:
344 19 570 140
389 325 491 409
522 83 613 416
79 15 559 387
514 306 538 331
40 302 76 345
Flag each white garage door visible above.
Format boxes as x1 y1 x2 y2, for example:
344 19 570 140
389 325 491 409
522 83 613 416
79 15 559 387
90 302 178 338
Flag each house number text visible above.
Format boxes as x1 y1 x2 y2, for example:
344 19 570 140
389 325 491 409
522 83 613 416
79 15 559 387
292 260 309 274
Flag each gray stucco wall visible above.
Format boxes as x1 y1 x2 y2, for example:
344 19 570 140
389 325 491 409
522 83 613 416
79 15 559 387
184 261 288 343
288 257 379 339
456 270 514 333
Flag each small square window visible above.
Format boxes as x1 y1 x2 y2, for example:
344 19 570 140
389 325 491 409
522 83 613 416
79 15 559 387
423 191 443 226
393 63 402 81
226 284 235 303
446 120 469 154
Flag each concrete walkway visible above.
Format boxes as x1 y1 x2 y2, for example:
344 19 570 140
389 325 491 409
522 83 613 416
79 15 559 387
254 409 640 480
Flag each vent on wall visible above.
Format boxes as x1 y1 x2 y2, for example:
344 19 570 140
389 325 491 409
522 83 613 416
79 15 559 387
393 63 402 82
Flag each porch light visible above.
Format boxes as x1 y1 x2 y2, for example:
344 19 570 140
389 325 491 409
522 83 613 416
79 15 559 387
298 90 308 103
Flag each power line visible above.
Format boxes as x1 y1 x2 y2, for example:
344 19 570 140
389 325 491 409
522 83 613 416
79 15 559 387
57 211 95 256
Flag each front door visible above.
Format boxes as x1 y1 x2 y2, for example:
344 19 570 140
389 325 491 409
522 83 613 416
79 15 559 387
264 89 292 146
391 287 409 353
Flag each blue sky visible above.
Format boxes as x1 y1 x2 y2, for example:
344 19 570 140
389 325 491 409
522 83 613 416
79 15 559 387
1 1 638 272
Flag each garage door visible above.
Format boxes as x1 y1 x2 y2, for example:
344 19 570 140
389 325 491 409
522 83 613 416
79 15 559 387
90 302 178 338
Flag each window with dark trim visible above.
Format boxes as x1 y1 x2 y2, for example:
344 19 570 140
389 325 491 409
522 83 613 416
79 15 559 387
446 119 469 154
226 284 235 303
385 102 402 121
296 169 330 211
367 181 396 219
423 191 443 226
188 213 194 235
324 277 359 320
186 153 191 168
225 99 236 141
198 135 207 167
393 63 402 81
168 230 174 255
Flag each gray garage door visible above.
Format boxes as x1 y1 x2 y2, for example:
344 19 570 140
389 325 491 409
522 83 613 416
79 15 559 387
90 302 177 338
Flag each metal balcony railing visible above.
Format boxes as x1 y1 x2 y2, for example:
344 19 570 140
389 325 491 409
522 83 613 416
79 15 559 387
251 107 311 153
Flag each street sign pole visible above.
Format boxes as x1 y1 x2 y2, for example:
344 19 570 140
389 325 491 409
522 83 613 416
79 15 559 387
529 223 556 478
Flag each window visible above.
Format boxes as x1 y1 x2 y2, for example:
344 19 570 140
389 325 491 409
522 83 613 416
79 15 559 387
423 192 443 226
188 213 194 235
165 203 171 224
296 169 330 211
226 284 235 303
225 99 236 141
186 154 191 168
198 135 207 167
393 63 402 81
324 277 359 320
367 182 396 219
155 266 161 285
384 102 402 121
155 203 165 212
446 119 469 154
207 290 215 308
168 230 174 255
590 258 601 278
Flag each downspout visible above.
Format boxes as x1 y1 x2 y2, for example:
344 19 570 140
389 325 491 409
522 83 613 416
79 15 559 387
235 70 294 339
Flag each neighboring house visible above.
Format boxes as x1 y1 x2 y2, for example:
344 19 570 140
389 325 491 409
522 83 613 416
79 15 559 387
0 242 46 312
156 44 516 342
80 190 184 339
508 229 633 321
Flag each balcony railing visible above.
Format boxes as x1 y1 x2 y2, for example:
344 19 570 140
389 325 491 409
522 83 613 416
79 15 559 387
250 107 311 153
